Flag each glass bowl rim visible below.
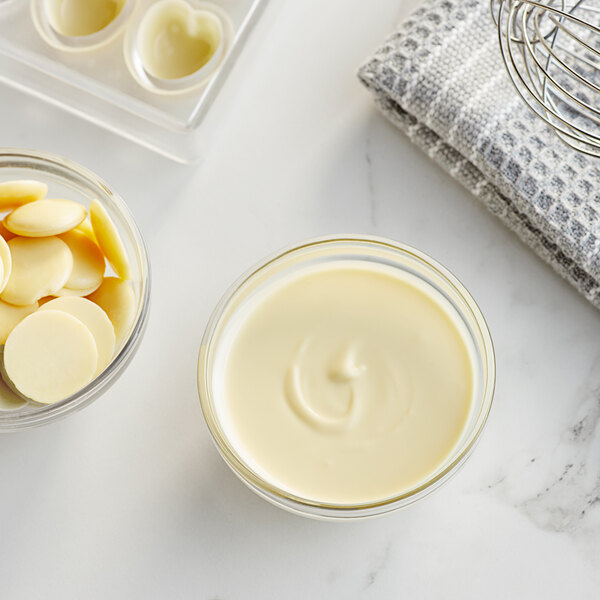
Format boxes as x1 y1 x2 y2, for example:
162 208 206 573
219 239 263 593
197 235 496 518
0 147 151 430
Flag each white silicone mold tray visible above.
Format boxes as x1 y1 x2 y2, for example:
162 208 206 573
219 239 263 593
0 0 269 163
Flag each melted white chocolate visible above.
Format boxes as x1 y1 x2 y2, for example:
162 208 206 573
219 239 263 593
215 262 475 505
137 0 222 80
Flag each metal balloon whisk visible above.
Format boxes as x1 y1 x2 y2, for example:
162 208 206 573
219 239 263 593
492 0 600 156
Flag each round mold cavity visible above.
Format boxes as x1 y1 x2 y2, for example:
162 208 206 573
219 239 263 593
31 0 137 52
124 0 232 95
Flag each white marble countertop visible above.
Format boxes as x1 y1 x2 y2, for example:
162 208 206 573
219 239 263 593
1 0 599 597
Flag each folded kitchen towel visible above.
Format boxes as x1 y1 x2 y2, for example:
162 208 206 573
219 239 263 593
359 0 600 308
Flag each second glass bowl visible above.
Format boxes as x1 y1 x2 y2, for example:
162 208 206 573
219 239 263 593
198 236 495 519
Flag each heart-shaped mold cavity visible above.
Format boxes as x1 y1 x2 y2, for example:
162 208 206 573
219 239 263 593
137 0 223 80
44 0 127 37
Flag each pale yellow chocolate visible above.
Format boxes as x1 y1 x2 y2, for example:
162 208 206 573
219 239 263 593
0 235 9 294
89 199 130 280
40 297 115 375
59 229 105 293
45 0 127 37
0 180 47 210
0 300 38 344
1 237 73 306
75 217 98 244
5 198 86 237
216 263 474 505
87 277 135 344
0 375 27 411
4 310 98 405
0 181 137 404
137 0 222 80
0 221 15 242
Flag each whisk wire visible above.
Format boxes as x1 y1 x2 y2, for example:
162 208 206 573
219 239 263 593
494 0 600 156
501 20 597 150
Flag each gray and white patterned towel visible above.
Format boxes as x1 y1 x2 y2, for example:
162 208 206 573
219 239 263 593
359 0 600 308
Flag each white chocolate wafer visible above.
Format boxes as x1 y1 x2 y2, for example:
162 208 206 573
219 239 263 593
0 235 11 294
4 310 98 404
0 299 38 344
40 297 115 374
5 198 86 237
87 277 135 344
59 229 105 292
89 199 131 280
0 237 73 305
0 180 47 210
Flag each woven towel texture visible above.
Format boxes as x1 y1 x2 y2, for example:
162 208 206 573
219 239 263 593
359 0 600 308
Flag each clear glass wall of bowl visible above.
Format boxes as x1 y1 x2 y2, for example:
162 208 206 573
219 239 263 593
198 236 495 520
0 149 150 430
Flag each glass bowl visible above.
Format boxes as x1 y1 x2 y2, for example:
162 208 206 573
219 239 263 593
0 148 150 430
198 236 495 520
